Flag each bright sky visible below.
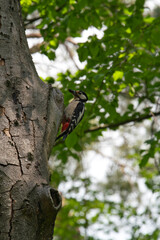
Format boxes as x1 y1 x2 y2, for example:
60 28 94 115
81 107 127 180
145 0 160 11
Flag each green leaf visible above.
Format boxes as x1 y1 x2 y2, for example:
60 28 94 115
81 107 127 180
113 71 124 81
65 132 78 148
139 153 149 168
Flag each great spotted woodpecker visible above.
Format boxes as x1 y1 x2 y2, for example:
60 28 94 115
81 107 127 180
56 89 88 141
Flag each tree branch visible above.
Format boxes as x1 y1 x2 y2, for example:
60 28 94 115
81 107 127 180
26 32 42 38
29 42 44 54
85 111 160 133
24 16 41 27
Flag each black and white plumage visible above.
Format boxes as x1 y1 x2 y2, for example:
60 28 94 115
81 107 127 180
56 89 88 141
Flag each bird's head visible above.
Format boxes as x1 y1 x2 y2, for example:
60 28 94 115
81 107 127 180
69 89 88 102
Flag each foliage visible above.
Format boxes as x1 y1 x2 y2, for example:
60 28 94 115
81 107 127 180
21 0 160 239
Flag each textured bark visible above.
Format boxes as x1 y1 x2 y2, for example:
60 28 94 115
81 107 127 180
0 1 63 240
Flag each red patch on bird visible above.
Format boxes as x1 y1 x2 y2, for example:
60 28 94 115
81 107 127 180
61 121 70 132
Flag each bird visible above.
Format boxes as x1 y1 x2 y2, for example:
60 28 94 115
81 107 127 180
55 89 88 141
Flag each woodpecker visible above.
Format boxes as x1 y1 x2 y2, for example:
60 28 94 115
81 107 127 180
56 89 88 141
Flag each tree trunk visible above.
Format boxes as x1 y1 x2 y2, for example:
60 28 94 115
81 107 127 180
0 1 63 239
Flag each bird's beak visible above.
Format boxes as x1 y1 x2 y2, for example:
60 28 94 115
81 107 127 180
69 89 77 96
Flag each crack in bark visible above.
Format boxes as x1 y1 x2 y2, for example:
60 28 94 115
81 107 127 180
8 185 14 240
3 108 23 175
11 142 23 175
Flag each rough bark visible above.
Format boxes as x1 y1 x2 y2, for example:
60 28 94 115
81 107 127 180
0 1 63 240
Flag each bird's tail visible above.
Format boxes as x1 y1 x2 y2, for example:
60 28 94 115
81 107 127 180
55 131 67 141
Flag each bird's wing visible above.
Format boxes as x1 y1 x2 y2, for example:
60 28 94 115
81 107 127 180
55 102 84 141
66 101 85 135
